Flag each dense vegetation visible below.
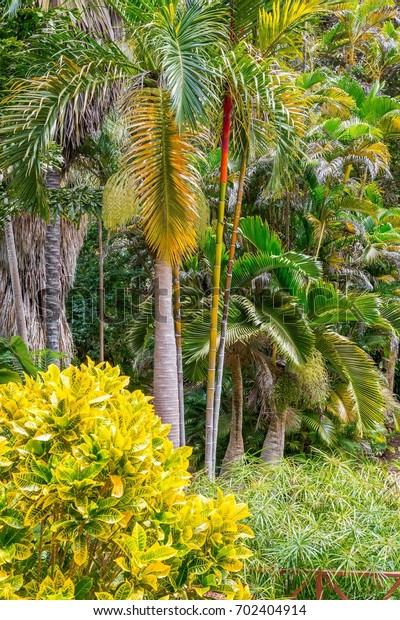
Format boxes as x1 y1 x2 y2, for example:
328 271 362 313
1 0 400 600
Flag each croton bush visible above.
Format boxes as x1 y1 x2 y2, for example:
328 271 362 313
0 360 252 600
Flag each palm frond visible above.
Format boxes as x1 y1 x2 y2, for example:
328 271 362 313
122 88 201 264
151 1 228 128
258 0 333 58
316 330 386 431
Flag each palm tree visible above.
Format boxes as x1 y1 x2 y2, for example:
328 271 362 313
323 0 398 69
0 0 228 446
205 0 336 478
0 0 119 358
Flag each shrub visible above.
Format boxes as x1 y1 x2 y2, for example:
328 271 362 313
0 360 252 600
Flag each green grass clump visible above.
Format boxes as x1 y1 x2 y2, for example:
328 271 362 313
191 455 400 599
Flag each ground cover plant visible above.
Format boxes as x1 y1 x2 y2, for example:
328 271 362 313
192 457 400 599
0 361 252 600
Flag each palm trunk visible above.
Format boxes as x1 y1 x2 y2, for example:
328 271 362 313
153 258 180 448
212 149 247 473
261 409 288 463
221 354 244 472
45 216 61 359
172 265 185 446
45 170 62 362
98 219 104 363
4 216 28 344
205 94 233 479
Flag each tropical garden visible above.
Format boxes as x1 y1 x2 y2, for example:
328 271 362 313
0 0 400 601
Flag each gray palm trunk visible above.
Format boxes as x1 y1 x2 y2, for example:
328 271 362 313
4 216 28 343
153 258 180 448
261 409 288 463
45 170 62 362
221 353 244 472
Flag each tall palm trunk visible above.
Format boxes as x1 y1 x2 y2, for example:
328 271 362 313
45 170 62 362
221 353 244 472
205 94 233 478
261 409 288 463
98 219 105 362
154 258 180 448
173 265 185 446
4 216 28 343
212 148 247 472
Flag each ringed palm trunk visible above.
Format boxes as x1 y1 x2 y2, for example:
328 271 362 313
154 258 180 448
45 170 62 362
212 147 248 472
221 353 244 472
261 409 288 463
205 93 233 478
4 216 28 343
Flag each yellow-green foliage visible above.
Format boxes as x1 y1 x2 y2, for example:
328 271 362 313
0 360 252 600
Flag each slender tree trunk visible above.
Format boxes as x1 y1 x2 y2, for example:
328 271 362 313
261 409 288 463
4 216 28 344
153 258 180 448
212 149 247 473
45 216 61 359
45 170 62 362
385 334 399 394
205 94 233 479
172 265 185 446
221 354 244 472
98 219 104 363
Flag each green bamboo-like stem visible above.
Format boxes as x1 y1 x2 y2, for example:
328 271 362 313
314 177 331 259
98 219 105 363
212 147 248 474
343 164 352 184
172 265 185 446
205 94 233 479
37 520 44 583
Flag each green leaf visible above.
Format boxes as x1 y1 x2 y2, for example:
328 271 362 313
74 577 93 600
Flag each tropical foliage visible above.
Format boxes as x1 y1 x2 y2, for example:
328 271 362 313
0 0 400 601
0 360 251 600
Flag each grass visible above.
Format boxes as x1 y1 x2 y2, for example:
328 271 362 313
190 454 400 599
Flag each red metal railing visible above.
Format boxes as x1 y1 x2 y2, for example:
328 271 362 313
277 569 400 600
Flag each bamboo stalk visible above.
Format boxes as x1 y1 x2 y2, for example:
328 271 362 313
172 265 185 446
212 148 247 473
98 219 105 363
205 94 233 479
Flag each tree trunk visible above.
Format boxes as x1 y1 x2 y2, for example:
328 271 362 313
0 214 86 359
261 409 288 463
172 265 185 446
4 217 28 344
45 215 61 360
385 334 399 394
153 258 180 448
213 148 247 473
205 94 233 479
221 354 244 472
98 219 104 363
